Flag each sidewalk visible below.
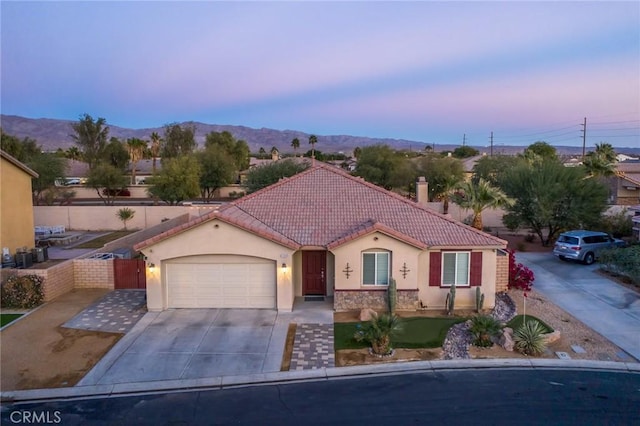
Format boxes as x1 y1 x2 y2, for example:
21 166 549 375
517 252 640 361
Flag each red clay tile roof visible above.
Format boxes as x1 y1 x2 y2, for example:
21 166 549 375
136 163 507 250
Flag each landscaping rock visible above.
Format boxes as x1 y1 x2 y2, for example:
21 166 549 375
441 320 473 360
359 308 377 322
499 327 514 351
491 292 517 323
542 330 561 345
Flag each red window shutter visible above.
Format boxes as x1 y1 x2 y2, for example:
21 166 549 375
429 252 441 287
470 252 483 286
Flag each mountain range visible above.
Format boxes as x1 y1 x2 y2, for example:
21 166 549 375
2 114 638 157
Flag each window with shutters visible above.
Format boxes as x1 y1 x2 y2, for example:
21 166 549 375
442 252 470 287
362 251 390 286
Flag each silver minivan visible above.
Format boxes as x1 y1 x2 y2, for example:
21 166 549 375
553 230 626 265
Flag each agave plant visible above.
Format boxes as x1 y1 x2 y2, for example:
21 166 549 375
514 320 547 356
469 315 503 347
354 313 402 355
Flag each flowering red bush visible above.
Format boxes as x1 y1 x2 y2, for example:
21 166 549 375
507 249 535 292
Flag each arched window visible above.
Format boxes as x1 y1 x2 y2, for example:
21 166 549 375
362 250 390 286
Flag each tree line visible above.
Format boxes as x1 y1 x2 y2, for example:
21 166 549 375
1 114 620 245
352 141 618 246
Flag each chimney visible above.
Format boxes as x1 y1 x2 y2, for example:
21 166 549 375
416 177 428 206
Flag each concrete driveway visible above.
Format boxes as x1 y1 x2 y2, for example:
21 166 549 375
79 308 288 386
517 252 640 361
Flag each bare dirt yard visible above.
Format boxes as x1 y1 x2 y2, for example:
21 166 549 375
1 289 122 391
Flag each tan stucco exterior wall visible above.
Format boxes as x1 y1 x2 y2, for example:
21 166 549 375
139 219 296 311
1 157 35 252
419 249 498 310
34 205 218 231
330 231 499 311
330 232 422 291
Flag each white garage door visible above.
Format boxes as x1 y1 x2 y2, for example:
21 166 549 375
166 261 276 309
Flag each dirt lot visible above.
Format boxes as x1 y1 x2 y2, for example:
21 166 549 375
1 289 122 391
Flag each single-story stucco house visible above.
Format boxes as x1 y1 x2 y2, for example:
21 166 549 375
135 163 508 312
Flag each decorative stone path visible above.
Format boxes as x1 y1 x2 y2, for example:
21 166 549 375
289 323 335 370
63 290 147 333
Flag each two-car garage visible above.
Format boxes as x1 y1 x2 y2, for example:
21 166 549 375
165 255 277 309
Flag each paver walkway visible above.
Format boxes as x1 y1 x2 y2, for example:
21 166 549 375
289 323 335 370
63 290 147 333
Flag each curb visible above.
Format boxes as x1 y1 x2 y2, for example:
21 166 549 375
2 359 639 404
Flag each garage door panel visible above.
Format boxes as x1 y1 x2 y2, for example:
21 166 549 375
167 260 275 309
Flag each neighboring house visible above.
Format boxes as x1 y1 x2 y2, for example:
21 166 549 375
612 161 640 206
629 205 640 242
135 163 508 313
0 150 38 253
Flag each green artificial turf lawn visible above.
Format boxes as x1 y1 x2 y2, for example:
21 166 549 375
1 313 23 327
334 317 465 350
507 314 554 334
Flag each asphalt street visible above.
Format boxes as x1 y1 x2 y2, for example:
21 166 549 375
2 369 638 425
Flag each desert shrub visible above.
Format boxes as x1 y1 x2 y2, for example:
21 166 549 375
599 246 640 284
507 250 535 291
502 213 521 234
354 313 402 355
507 314 553 334
598 210 633 238
524 233 536 243
469 315 503 347
513 320 547 356
1 274 45 308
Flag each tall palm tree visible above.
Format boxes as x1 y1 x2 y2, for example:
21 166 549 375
127 138 147 185
452 178 514 230
308 134 318 159
149 132 161 173
291 138 300 156
594 142 616 163
582 154 616 178
583 142 617 179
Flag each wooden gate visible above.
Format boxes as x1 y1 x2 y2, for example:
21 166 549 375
114 258 147 289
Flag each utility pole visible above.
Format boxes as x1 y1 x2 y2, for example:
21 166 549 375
462 133 466 146
490 131 494 156
581 117 587 160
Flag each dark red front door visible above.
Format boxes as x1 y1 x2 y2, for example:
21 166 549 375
303 251 326 295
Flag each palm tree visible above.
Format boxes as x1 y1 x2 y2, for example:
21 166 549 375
149 132 161 173
116 207 135 230
354 313 402 356
594 142 616 163
291 138 300 156
65 146 82 161
452 178 514 230
583 142 617 179
433 174 463 215
582 154 616 178
308 134 318 159
126 138 147 185
258 147 266 158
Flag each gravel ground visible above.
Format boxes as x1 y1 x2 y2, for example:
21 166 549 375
442 289 635 362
